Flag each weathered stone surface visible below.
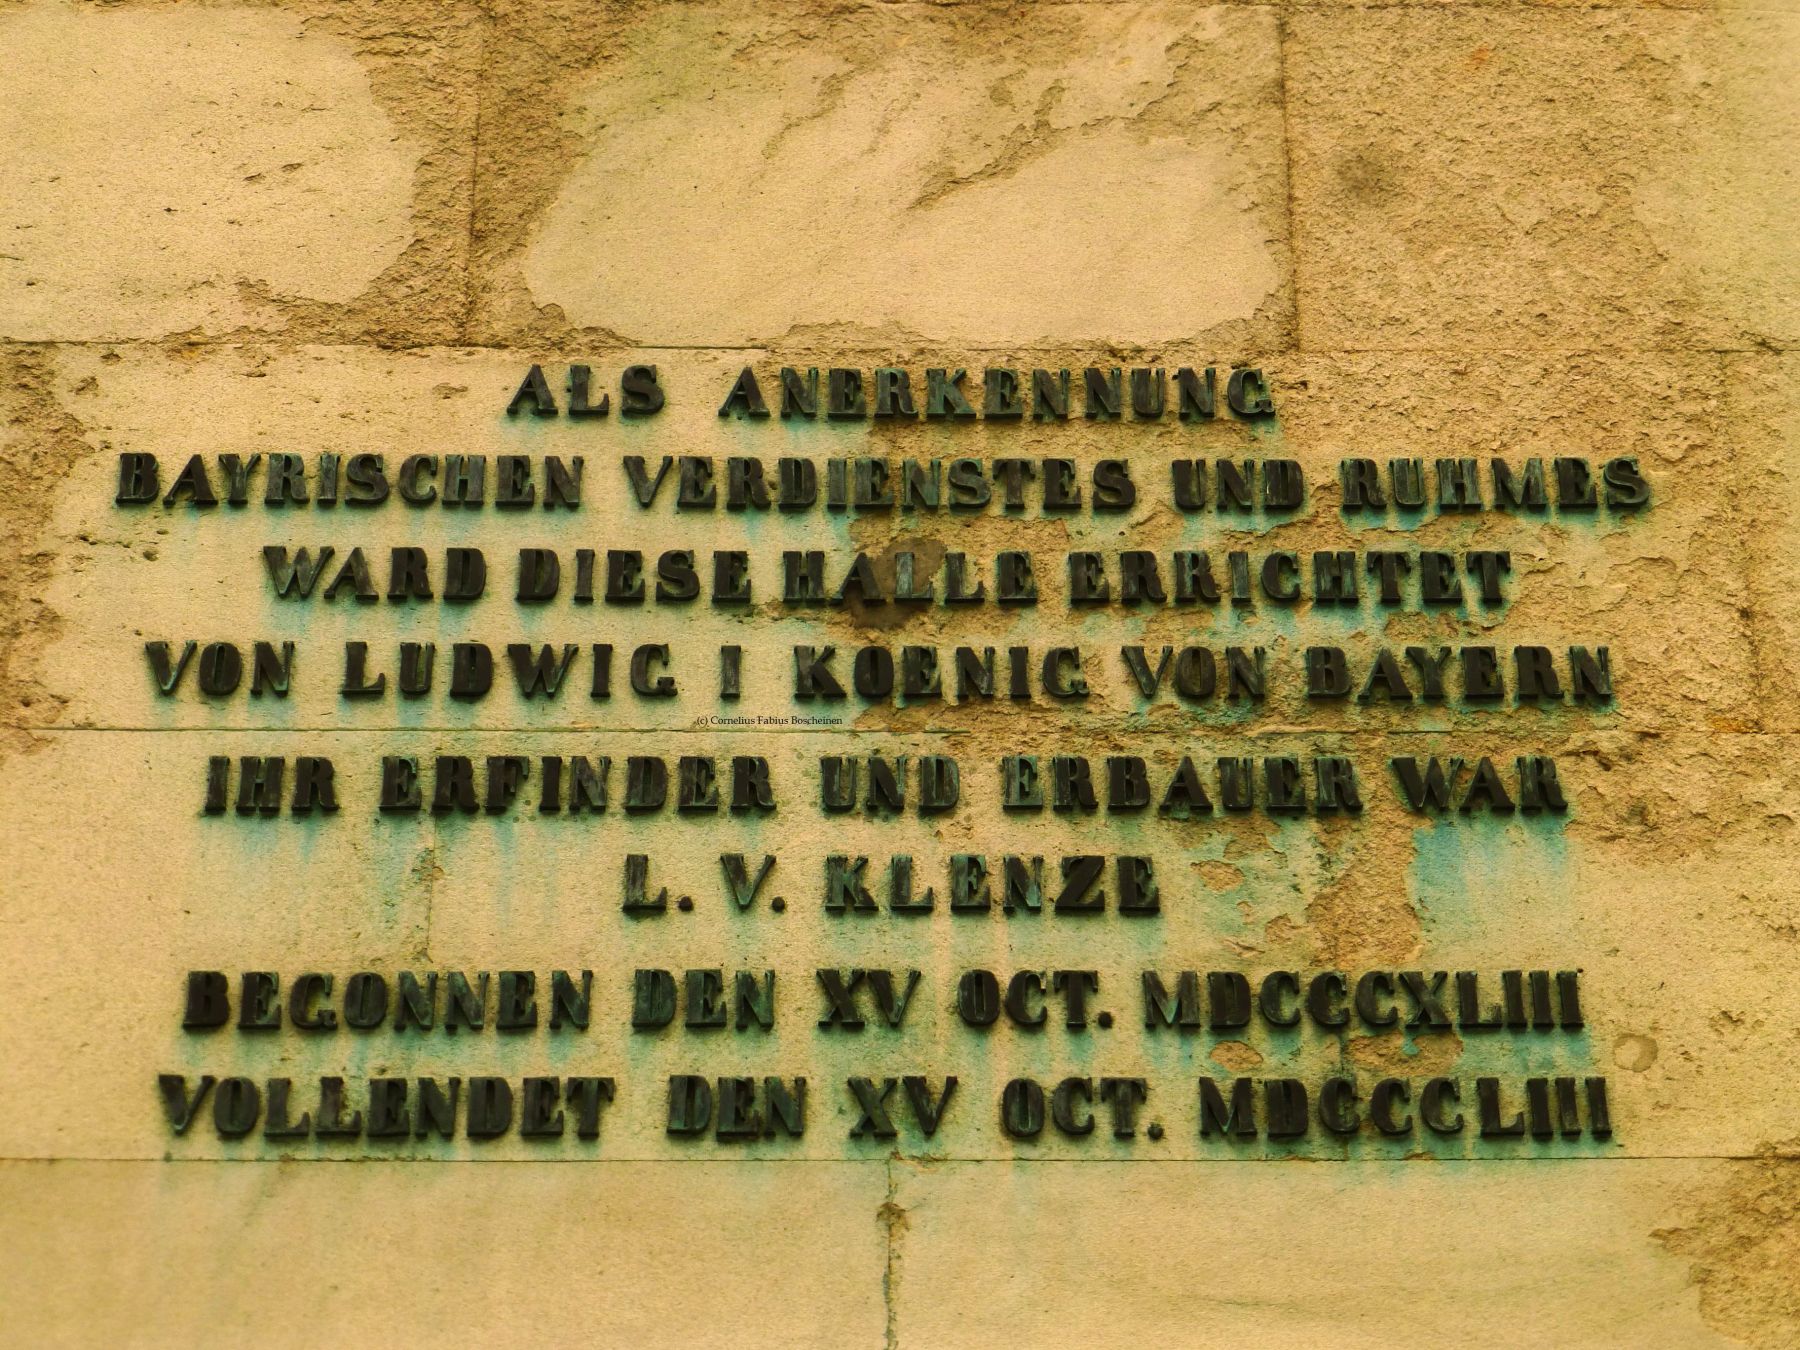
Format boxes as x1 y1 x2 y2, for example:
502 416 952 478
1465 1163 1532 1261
1287 10 1800 351
1729 353 1800 731
485 3 1288 348
0 0 1796 1341
0 1 480 344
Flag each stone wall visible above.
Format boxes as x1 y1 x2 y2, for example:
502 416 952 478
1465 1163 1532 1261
2 0 1797 1344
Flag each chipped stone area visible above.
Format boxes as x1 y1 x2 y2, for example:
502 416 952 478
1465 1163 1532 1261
0 344 91 743
1656 1157 1800 1347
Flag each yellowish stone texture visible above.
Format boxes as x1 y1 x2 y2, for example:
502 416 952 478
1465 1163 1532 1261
2 0 1798 1345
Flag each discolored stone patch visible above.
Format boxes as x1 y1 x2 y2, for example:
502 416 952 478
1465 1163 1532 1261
0 0 482 345
480 2 1290 348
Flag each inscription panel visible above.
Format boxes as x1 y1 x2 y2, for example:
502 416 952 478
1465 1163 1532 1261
3 351 1792 1170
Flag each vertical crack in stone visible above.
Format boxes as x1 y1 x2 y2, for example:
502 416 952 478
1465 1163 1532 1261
1274 5 1303 353
1721 352 1780 732
460 2 493 344
878 1154 908 1350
